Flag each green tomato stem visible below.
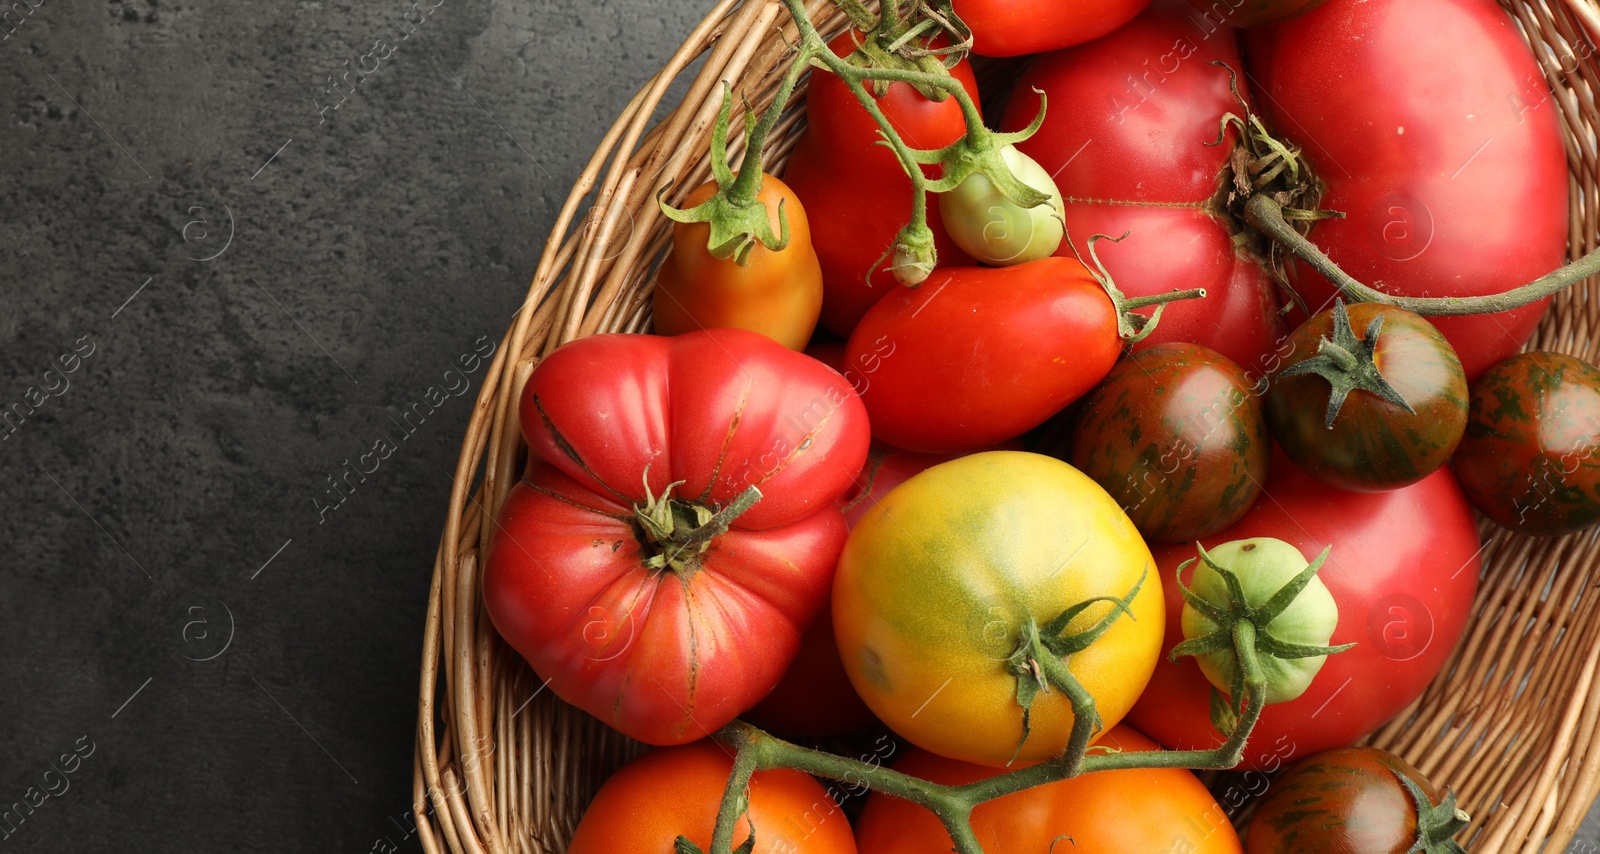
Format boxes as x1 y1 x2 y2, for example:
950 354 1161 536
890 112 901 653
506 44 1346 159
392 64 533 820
1245 194 1600 316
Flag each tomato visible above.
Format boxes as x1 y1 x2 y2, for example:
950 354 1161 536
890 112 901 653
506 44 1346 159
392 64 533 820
653 174 823 350
1002 0 1287 376
938 144 1065 267
483 328 871 745
567 740 857 854
855 726 1242 853
833 451 1164 767
1453 351 1600 536
782 33 978 338
845 257 1119 454
1063 343 1269 542
1266 302 1467 493
1246 747 1467 854
749 446 1014 739
1128 449 1481 769
1187 0 1330 27
954 0 1155 57
1245 0 1569 379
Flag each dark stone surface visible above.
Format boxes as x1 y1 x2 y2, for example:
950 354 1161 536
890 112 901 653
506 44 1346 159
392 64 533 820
1 0 1597 852
0 0 700 850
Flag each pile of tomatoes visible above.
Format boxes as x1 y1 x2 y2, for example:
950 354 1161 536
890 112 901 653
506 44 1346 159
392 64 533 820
481 0 1600 851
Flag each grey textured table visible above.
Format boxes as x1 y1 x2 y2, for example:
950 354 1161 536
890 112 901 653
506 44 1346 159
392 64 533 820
1 1 1597 851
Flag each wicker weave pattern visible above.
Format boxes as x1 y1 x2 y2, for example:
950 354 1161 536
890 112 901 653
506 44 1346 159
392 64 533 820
413 2 1600 851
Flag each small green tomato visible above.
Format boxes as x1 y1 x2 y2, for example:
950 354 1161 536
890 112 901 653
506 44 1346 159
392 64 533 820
1181 537 1342 705
938 144 1065 266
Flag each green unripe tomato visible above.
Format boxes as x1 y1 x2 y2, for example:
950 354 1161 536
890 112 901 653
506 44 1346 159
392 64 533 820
938 144 1065 266
1181 537 1340 704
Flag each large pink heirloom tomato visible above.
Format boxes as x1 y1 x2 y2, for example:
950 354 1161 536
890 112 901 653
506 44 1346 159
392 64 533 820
483 328 871 746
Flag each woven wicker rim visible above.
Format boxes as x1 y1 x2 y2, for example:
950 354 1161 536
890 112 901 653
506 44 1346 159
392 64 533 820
412 2 1600 851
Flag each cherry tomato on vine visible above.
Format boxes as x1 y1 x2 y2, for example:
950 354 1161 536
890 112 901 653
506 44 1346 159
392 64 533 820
1002 0 1287 375
845 257 1120 454
567 741 857 854
782 32 978 338
954 0 1155 57
833 451 1164 767
1453 351 1600 537
484 329 870 746
1246 747 1470 854
1062 343 1269 542
854 726 1242 853
1128 450 1481 770
653 174 823 350
1245 0 1569 379
1266 302 1467 493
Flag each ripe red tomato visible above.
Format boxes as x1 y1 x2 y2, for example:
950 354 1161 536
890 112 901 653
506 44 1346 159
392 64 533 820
1453 351 1600 536
653 174 823 350
1128 449 1481 769
483 329 870 745
954 0 1154 57
782 33 978 338
567 740 857 854
1245 0 1569 379
1003 0 1287 376
845 257 1120 453
1246 747 1464 854
854 726 1242 853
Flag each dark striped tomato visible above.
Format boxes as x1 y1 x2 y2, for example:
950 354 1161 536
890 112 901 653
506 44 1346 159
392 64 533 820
1452 352 1600 537
1246 747 1464 854
1266 303 1466 492
1063 343 1269 542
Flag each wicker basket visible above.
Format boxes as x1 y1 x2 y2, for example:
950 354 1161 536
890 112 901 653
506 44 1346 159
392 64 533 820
412 1 1600 851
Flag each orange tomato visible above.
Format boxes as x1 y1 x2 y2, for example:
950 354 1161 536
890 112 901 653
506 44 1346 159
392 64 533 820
567 740 856 854
653 174 824 351
854 726 1242 853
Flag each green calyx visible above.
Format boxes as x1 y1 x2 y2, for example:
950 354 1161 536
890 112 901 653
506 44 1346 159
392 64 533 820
1171 539 1354 722
1003 565 1147 766
1079 232 1209 344
1397 770 1471 854
658 83 790 266
1278 299 1414 429
632 469 761 574
834 0 971 99
913 92 1053 212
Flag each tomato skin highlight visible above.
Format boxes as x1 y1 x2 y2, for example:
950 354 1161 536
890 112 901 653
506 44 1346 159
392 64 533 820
1267 303 1468 493
954 0 1155 57
1065 343 1270 542
845 257 1120 454
1128 449 1481 770
653 175 824 351
484 329 871 746
567 741 857 854
782 33 978 338
1245 0 1569 379
1245 747 1442 854
833 451 1164 767
1453 352 1600 536
855 726 1242 853
1003 0 1287 375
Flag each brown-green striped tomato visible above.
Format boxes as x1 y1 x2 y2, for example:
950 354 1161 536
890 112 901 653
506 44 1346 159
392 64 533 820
1452 351 1600 537
1266 303 1467 493
1064 343 1269 542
